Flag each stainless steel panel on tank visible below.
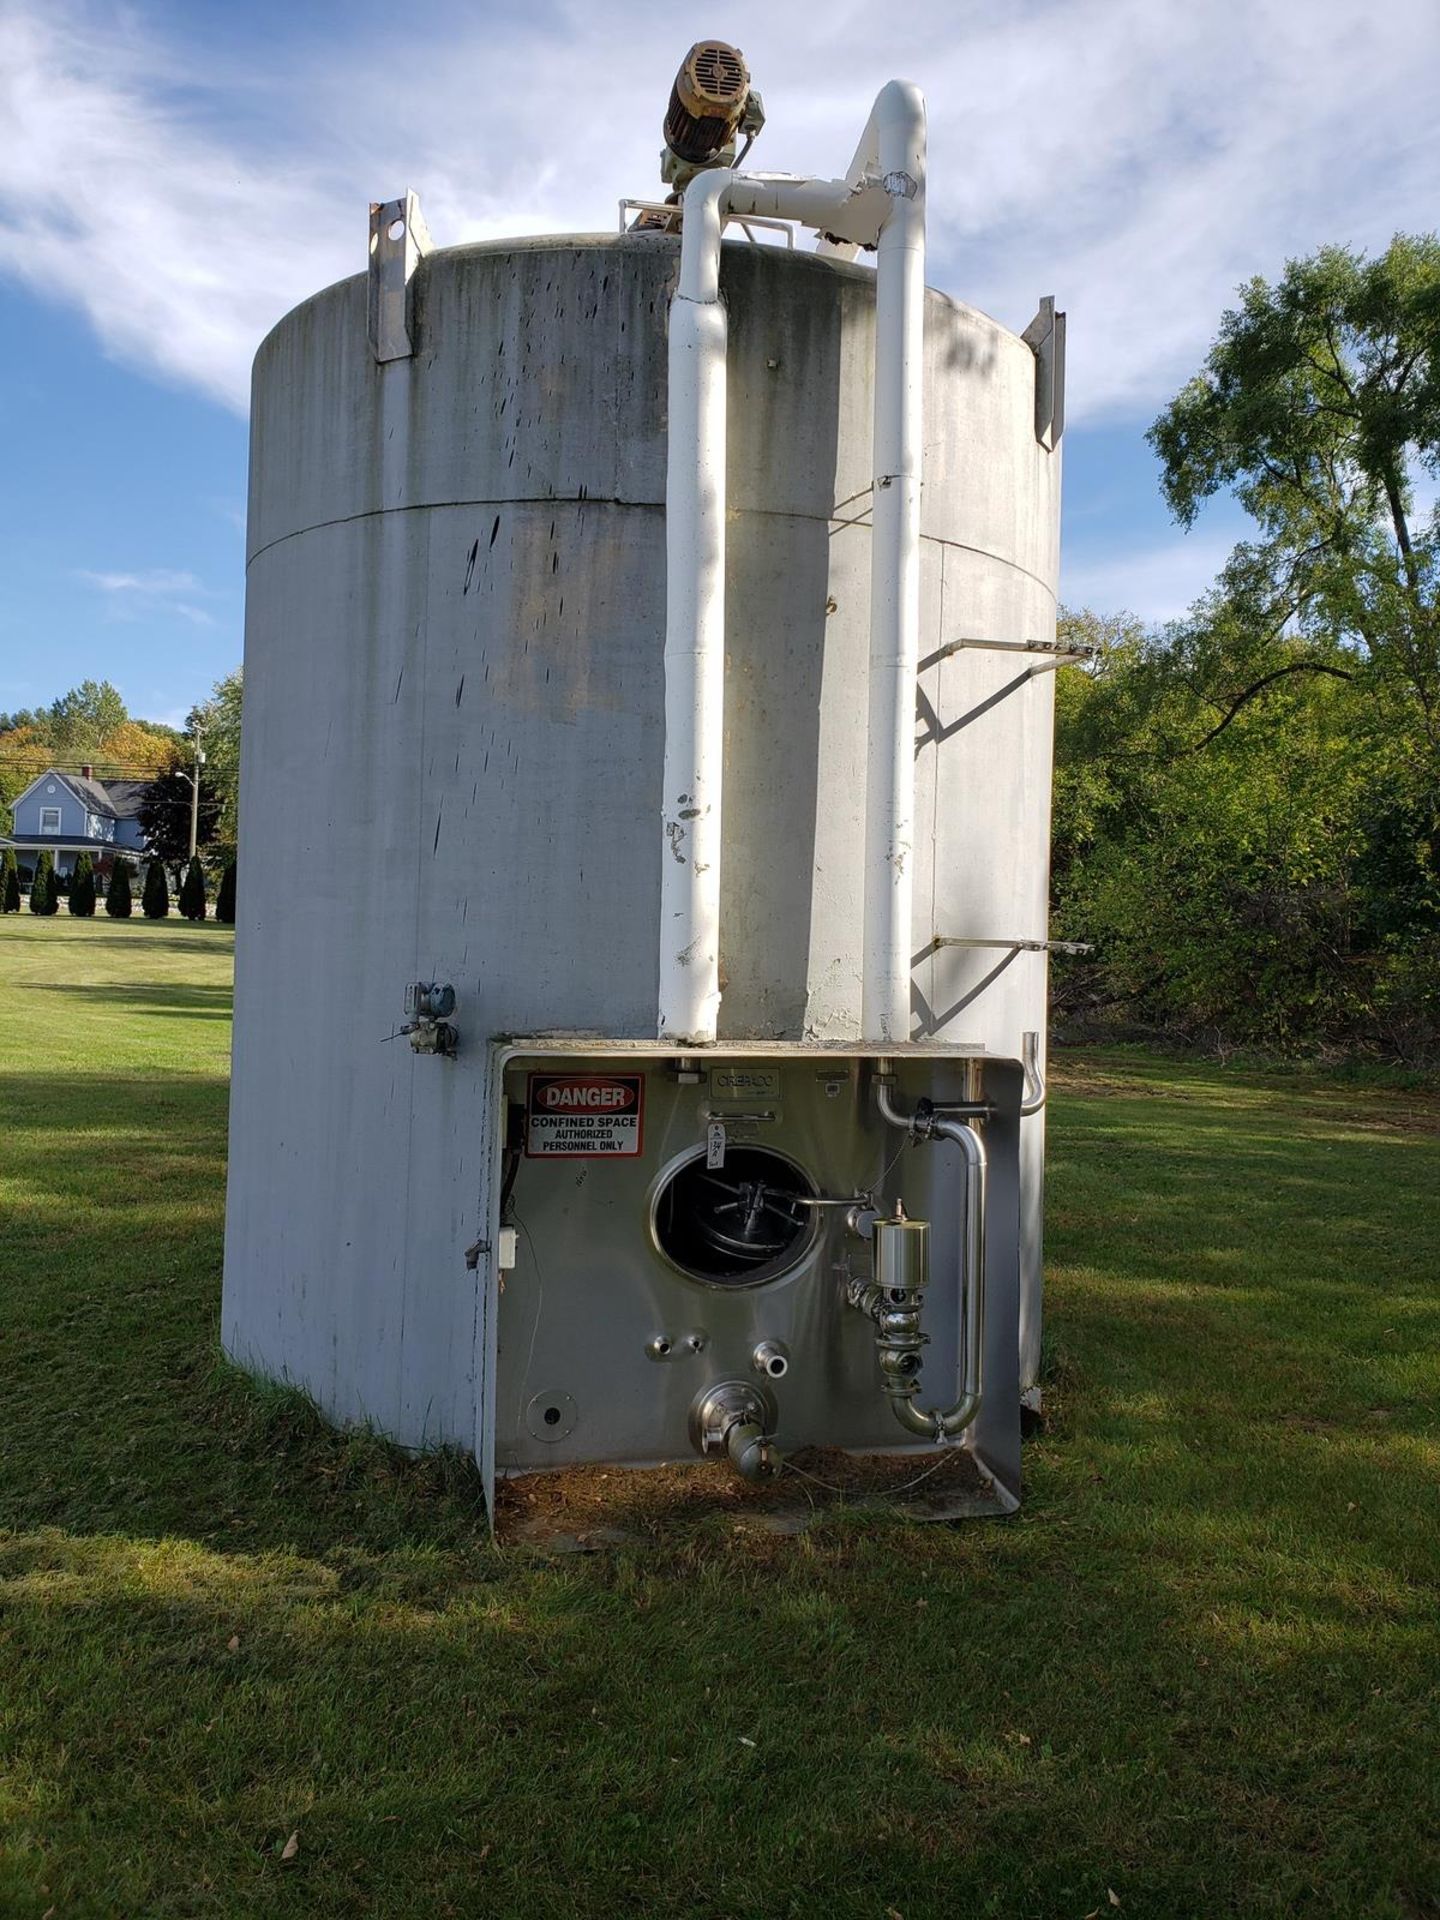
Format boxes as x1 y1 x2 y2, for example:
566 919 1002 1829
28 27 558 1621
489 1045 1023 1509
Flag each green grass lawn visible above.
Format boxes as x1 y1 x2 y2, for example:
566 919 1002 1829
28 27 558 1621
1 915 1437 1919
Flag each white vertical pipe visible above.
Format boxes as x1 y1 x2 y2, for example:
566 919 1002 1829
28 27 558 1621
860 82 926 1045
659 172 731 1044
657 170 855 1044
656 91 924 1048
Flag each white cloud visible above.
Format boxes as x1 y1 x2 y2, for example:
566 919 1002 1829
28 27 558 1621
77 566 217 627
0 5 346 410
79 568 204 595
1061 533 1238 626
921 0 1440 416
1 0 1437 425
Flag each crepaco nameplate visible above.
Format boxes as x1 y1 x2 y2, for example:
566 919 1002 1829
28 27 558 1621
706 1066 782 1104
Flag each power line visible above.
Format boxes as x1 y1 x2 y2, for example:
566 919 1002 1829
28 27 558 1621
0 758 175 778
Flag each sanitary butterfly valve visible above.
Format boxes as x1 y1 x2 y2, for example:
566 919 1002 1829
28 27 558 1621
689 1380 781 1481
847 1206 931 1403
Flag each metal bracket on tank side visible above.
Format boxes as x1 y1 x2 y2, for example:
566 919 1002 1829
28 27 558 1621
921 634 1097 679
913 635 1093 750
919 936 1093 957
910 937 1092 1038
1021 296 1066 450
368 190 433 364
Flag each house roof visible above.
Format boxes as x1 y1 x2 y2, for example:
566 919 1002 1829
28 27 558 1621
60 774 150 820
14 770 149 820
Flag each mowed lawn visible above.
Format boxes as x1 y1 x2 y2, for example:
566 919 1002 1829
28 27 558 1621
0 916 1437 1920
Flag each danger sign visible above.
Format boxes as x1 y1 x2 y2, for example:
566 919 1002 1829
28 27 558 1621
525 1073 646 1157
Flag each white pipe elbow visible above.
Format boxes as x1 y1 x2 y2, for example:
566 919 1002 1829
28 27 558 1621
677 170 733 304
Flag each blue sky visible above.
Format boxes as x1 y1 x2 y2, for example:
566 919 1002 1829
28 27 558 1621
2 0 1436 725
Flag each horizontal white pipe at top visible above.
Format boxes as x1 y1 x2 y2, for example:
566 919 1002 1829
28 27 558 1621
656 81 928 1048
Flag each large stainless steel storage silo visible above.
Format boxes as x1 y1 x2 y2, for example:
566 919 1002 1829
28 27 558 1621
223 60 1064 1526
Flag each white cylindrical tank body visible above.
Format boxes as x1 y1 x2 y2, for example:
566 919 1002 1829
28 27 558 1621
223 235 1060 1448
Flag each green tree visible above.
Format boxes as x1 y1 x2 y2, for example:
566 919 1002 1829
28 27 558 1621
0 724 53 815
178 857 207 921
47 679 128 754
1132 233 1440 1057
29 851 57 916
1149 234 1440 780
142 858 170 919
1051 601 1438 1057
106 859 134 918
215 860 237 925
68 851 96 917
138 765 221 872
1 848 19 912
189 669 243 849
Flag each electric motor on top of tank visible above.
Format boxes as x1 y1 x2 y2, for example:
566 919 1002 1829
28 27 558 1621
628 40 768 232
661 41 766 185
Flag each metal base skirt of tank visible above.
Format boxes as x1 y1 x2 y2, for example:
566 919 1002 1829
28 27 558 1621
477 1040 1024 1532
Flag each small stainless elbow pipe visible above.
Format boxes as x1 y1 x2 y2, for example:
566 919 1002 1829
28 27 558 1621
864 1082 988 1442
912 1114 986 1439
1020 1030 1046 1116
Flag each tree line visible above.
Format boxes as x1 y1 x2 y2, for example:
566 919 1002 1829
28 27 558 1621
1 668 243 917
1054 234 1438 1062
0 668 242 874
2 845 236 923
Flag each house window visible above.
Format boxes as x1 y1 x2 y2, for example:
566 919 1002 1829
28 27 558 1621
39 806 62 834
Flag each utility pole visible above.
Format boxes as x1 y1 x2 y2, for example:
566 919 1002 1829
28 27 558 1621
187 724 206 863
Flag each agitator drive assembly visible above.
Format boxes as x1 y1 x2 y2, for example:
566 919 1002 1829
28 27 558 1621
222 43 1067 1525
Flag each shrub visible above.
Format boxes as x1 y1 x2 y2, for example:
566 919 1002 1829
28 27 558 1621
1 849 19 913
178 857 207 922
29 851 57 916
216 860 237 925
142 858 170 919
106 860 134 918
69 852 96 917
